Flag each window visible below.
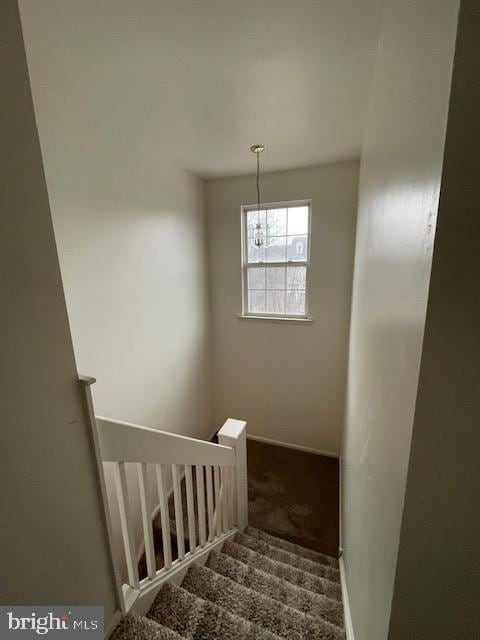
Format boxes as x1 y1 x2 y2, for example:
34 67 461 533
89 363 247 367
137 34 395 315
241 200 311 318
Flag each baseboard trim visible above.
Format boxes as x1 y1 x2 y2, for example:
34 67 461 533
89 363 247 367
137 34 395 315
339 556 355 640
247 433 339 458
338 455 343 553
105 610 122 639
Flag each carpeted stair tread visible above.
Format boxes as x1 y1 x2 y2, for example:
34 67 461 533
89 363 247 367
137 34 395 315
207 550 344 628
111 614 186 640
236 532 341 583
245 527 339 568
148 582 282 640
222 541 342 601
182 563 344 640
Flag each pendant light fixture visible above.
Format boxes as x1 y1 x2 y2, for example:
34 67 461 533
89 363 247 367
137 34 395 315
251 144 265 247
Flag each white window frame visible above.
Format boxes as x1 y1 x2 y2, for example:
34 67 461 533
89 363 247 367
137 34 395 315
240 199 312 320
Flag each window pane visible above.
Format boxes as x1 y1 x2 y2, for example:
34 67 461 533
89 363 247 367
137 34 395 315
247 236 266 262
286 265 307 289
266 290 286 315
286 290 306 315
247 267 265 289
266 235 287 262
267 208 287 236
244 203 310 319
287 235 308 261
248 290 266 314
287 206 309 235
266 266 286 290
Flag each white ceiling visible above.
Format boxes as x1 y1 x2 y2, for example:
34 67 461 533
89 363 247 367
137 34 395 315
19 0 383 178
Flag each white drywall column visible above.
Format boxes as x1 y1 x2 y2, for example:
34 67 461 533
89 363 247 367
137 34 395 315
341 2 459 639
0 0 117 623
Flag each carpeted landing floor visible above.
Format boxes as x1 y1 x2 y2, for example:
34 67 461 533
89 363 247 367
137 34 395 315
139 439 340 578
112 526 344 640
247 439 340 557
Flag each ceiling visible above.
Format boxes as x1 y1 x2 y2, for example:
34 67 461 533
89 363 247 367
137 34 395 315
19 0 383 178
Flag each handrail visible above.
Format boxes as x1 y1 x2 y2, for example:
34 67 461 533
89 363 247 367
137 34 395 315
96 416 236 466
79 376 248 614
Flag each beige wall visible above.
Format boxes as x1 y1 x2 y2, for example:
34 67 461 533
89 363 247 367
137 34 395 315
0 0 117 622
206 161 358 455
341 2 459 639
389 2 480 636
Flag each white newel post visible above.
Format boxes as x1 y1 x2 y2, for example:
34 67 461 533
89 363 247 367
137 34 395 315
217 418 248 532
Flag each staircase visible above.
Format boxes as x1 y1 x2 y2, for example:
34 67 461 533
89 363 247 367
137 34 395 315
112 527 344 640
79 377 345 640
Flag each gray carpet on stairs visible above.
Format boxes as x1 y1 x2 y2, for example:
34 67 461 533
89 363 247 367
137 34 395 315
111 614 185 640
182 563 344 640
245 526 338 568
207 550 344 628
236 531 341 582
113 527 345 640
222 540 343 601
149 583 281 640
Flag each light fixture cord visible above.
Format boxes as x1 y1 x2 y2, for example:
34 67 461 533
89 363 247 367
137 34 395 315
256 151 261 213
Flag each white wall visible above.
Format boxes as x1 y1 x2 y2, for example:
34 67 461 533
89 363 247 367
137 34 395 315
49 167 212 436
48 162 211 576
388 2 480 635
19 3 213 441
341 2 459 639
0 0 117 623
19 5 213 439
19 2 213 577
206 161 358 455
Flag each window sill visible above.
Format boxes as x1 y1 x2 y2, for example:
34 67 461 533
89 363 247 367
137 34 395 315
237 315 314 324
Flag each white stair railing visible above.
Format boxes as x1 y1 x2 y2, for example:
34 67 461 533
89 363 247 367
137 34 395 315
80 376 247 613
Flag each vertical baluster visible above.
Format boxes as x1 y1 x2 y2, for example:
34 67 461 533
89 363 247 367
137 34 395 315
113 462 139 588
225 466 232 529
137 463 156 579
228 466 236 528
206 465 214 541
221 466 229 532
195 465 207 546
172 464 185 560
214 465 222 537
185 465 196 553
155 463 172 569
